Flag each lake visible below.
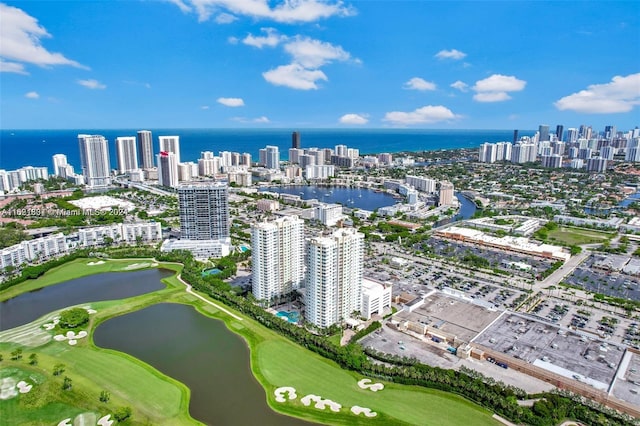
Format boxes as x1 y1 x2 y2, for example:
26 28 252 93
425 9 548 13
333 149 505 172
260 185 397 211
94 303 308 425
0 268 170 331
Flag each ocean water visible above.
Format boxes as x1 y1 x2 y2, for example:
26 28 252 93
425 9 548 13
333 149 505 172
0 128 532 172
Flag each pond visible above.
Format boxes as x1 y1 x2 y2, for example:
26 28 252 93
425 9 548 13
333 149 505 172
94 303 307 425
0 269 171 331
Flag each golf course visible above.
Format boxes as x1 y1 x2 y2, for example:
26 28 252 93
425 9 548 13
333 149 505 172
0 258 500 425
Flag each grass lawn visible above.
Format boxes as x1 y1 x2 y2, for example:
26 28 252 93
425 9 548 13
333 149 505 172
547 226 614 246
2 259 499 426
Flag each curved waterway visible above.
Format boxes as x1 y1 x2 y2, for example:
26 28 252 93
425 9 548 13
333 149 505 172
0 268 170 331
94 303 308 426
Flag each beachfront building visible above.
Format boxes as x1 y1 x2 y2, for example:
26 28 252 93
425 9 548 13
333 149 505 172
251 216 305 304
305 228 364 328
78 134 111 188
136 130 154 169
157 151 178 188
159 136 181 164
115 137 139 174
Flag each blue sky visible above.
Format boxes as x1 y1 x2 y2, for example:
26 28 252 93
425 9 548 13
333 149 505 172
1 0 639 130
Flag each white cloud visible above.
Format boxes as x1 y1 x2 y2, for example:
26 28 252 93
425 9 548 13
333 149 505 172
201 105 210 110
0 59 27 74
262 63 327 90
228 36 239 44
217 97 245 107
339 113 368 125
231 115 271 123
435 49 466 60
173 0 354 23
0 3 85 73
450 80 468 92
215 12 237 23
403 77 436 91
473 74 526 92
283 37 351 68
472 74 526 102
77 79 106 89
25 91 39 99
383 105 459 125
554 73 640 114
242 28 284 48
473 92 511 102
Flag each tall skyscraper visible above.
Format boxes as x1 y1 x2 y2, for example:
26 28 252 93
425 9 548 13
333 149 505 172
604 125 617 141
626 138 640 163
159 136 181 164
538 124 550 142
115 137 138 174
292 131 301 149
438 181 454 206
157 151 178 188
78 134 111 188
305 228 364 328
265 145 280 170
178 183 229 240
52 154 68 177
251 216 305 304
512 129 519 144
555 125 564 141
136 130 154 169
566 128 579 143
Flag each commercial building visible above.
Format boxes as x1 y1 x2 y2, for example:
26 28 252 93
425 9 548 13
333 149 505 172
314 203 344 226
305 228 364 328
78 134 111 188
178 183 229 240
251 216 305 303
136 130 154 169
115 136 138 174
361 278 392 320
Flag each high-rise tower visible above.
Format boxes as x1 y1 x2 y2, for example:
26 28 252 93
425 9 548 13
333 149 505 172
305 228 364 328
157 151 178 188
159 136 181 164
136 130 154 169
178 183 229 240
78 134 111 188
292 131 301 149
251 216 305 304
115 137 138 174
538 124 550 142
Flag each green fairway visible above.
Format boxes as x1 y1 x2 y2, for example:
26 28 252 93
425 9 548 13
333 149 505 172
1 259 500 426
547 226 613 246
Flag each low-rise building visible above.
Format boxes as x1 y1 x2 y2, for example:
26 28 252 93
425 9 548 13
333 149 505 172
160 238 231 260
361 278 392 320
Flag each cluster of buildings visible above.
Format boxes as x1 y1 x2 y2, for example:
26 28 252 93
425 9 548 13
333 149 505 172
479 124 640 171
251 216 391 328
0 221 162 270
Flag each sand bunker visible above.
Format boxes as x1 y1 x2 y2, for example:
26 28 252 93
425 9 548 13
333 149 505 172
16 381 32 393
87 261 105 266
351 406 377 417
300 394 341 412
97 414 114 426
54 330 87 345
274 386 297 402
57 419 72 426
357 379 384 392
0 378 18 400
123 262 152 270
43 318 60 330
87 309 97 314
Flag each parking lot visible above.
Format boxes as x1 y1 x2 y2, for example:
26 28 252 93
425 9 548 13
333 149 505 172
564 259 640 301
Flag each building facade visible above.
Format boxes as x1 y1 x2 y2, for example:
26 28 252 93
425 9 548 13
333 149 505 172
178 183 230 240
115 136 138 174
305 228 364 328
251 216 305 303
136 130 154 169
78 134 111 188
